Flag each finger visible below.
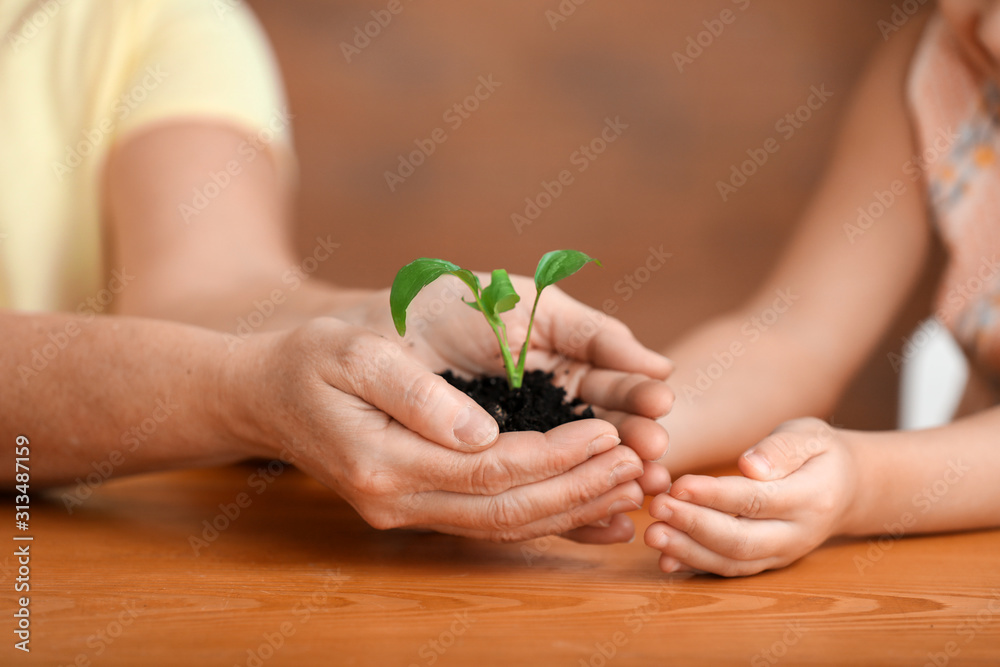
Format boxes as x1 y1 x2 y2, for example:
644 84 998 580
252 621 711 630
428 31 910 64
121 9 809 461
585 319 674 380
321 325 499 452
534 293 673 379
637 461 671 496
423 481 644 543
317 416 627 532
739 418 835 481
661 474 790 519
410 450 645 539
644 522 779 578
405 419 625 495
595 410 669 462
577 370 674 419
657 555 701 575
566 495 640 535
562 512 636 545
649 494 791 561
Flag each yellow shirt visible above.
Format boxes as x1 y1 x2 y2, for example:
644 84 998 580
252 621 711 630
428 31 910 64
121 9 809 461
0 0 294 312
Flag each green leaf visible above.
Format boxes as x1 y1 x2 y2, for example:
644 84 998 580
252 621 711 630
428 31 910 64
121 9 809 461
480 269 520 320
512 249 601 389
534 249 601 291
450 269 482 296
390 258 476 336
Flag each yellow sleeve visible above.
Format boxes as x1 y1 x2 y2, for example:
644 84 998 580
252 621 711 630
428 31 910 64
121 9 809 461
0 0 296 311
112 0 296 179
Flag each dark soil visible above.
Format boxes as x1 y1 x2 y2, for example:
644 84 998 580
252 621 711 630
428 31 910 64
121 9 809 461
442 369 594 433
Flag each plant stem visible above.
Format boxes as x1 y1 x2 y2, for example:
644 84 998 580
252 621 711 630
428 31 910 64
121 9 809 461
513 288 544 390
467 288 520 390
493 321 519 389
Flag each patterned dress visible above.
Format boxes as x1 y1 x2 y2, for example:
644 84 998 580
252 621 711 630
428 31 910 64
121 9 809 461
908 15 1000 388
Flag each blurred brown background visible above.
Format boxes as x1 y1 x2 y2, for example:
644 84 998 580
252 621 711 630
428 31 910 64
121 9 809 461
247 0 935 431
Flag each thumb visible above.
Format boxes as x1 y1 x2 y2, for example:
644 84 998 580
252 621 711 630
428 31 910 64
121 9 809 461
738 418 835 481
324 326 500 452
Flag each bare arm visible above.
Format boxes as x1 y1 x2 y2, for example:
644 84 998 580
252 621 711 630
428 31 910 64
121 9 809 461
842 406 1000 537
104 122 370 332
2 311 247 484
662 13 932 474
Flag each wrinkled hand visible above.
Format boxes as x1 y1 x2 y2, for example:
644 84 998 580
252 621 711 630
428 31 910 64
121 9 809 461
644 418 858 576
334 275 675 495
225 318 654 543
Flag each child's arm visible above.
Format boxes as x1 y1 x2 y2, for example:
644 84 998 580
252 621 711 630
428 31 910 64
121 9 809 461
644 410 1000 577
660 11 932 475
843 408 1000 536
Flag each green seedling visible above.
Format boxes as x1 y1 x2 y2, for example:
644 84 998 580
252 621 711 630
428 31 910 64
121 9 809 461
390 249 600 390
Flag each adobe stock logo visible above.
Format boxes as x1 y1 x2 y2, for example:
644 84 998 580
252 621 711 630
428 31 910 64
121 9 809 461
384 75 502 192
544 0 590 31
672 0 752 73
7 0 72 53
512 116 629 234
680 288 799 403
877 0 930 40
52 66 169 181
716 84 833 201
339 0 415 63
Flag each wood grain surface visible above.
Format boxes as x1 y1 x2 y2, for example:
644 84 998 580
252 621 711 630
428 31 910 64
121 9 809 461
5 464 998 666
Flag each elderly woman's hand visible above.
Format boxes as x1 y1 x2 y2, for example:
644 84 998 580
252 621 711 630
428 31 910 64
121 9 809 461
225 316 661 543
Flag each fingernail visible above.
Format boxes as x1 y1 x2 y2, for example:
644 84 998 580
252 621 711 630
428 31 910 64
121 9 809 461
608 497 642 515
588 433 621 457
654 503 672 522
651 532 669 549
610 462 643 485
453 405 498 449
744 451 771 476
592 518 612 528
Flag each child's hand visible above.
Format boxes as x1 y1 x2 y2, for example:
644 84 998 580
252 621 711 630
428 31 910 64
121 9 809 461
644 418 858 577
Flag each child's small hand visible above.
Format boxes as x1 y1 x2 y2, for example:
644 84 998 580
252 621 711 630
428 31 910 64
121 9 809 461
644 418 858 577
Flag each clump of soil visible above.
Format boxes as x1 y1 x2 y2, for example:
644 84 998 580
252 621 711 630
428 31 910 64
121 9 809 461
442 369 595 433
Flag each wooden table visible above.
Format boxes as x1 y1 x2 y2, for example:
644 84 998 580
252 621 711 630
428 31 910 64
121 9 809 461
6 463 999 666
